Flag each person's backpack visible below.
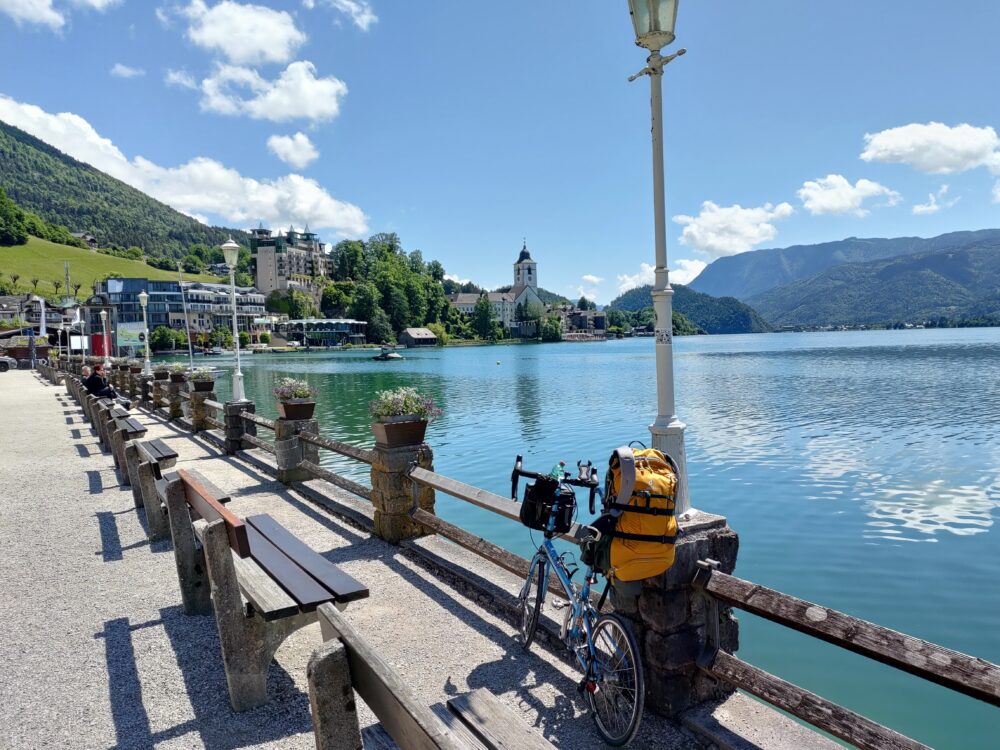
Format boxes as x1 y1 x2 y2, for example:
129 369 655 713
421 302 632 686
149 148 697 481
582 446 678 583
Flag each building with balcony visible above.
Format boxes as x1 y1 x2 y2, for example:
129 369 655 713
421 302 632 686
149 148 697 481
251 223 330 296
278 318 367 346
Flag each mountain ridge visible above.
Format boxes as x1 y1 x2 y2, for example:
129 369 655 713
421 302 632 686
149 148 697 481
608 284 772 334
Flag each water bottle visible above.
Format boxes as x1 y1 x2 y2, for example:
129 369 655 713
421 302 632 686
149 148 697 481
549 460 566 479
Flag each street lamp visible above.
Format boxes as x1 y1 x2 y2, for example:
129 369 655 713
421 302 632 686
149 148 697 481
626 0 691 515
57 322 64 361
221 236 245 401
99 309 111 370
138 290 152 376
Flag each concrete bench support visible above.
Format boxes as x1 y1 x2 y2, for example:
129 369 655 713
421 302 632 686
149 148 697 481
307 640 364 750
163 475 212 616
202 518 315 711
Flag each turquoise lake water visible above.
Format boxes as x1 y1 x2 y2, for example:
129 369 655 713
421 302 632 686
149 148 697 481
199 329 1000 748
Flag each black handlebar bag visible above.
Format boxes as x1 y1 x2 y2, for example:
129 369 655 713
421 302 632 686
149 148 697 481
519 477 576 534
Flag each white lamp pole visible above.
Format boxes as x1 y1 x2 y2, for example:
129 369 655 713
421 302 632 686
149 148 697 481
57 322 63 361
138 290 152 376
221 237 245 401
99 309 111 370
626 0 691 515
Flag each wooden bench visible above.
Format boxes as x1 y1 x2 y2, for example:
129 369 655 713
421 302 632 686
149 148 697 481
309 603 556 750
158 468 369 711
124 438 180 540
109 412 147 482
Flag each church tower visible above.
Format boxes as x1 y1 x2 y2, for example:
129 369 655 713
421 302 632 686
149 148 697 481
513 240 537 289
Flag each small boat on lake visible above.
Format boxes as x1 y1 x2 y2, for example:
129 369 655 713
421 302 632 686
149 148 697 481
373 346 403 361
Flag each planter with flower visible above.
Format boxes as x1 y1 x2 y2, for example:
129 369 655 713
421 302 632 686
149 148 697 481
273 378 317 420
169 363 188 383
113 357 129 372
189 367 216 392
152 363 170 381
127 359 143 374
369 387 441 448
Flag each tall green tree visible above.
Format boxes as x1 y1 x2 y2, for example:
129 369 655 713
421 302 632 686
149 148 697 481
472 295 497 340
0 187 28 246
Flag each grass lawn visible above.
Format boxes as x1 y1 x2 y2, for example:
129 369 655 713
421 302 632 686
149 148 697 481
0 236 222 299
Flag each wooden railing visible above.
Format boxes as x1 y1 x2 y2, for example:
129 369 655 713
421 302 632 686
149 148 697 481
239 410 276 454
202 398 226 431
693 562 1000 750
296 433 374 500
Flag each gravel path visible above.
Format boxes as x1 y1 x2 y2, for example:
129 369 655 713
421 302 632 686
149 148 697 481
0 371 699 749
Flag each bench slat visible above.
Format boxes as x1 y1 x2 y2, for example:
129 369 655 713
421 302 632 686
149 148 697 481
246 525 333 611
177 468 249 557
148 437 179 461
246 514 369 605
447 689 556 750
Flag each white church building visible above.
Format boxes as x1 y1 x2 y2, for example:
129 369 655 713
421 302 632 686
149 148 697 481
448 242 544 328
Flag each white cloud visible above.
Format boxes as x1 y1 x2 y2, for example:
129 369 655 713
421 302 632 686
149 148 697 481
912 184 959 216
165 68 198 89
671 258 707 286
155 6 171 26
201 61 348 123
0 94 368 237
182 0 307 65
673 201 794 258
308 0 377 31
0 0 64 28
110 63 145 79
444 274 471 285
797 174 901 217
581 274 603 286
861 122 1000 175
267 132 319 168
617 262 655 293
70 0 122 9
575 286 598 302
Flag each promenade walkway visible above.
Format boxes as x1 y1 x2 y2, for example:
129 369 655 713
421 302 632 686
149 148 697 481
0 370 700 749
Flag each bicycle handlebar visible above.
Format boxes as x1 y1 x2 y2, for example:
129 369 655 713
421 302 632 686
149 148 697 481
511 455 600 513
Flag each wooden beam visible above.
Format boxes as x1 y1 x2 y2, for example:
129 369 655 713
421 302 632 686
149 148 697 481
243 433 276 454
703 650 929 750
696 569 1000 707
299 432 374 465
176 468 250 557
299 460 372 500
447 689 556 750
239 411 276 431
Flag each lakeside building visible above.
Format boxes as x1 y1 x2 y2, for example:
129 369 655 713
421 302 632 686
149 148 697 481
93 278 266 337
447 242 544 328
251 224 329 296
277 318 367 346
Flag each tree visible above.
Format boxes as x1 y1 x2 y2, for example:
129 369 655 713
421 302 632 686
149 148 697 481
383 285 411 333
259 332 271 345
30 278 39 292
149 326 177 351
9 273 19 291
578 296 597 311
523 302 543 323
71 282 82 299
239 331 251 348
426 322 449 346
0 187 28 246
52 279 62 297
472 295 497 340
348 282 381 321
182 254 205 274
541 315 563 342
210 326 234 348
288 290 318 320
427 260 445 282
366 307 393 344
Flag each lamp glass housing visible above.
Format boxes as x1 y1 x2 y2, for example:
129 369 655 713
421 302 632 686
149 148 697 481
100 310 108 322
628 0 678 50
221 238 240 268
138 290 149 308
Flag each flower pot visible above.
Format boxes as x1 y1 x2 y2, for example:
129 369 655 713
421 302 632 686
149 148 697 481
277 399 316 420
153 371 169 381
117 364 129 371
169 373 187 383
129 367 142 374
192 380 215 392
371 418 428 448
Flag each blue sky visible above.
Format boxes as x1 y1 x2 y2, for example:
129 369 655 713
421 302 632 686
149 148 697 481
2 0 999 303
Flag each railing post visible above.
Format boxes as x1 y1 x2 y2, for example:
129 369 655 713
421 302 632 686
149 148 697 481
370 442 435 544
223 400 254 455
166 381 183 420
612 513 740 718
189 390 216 432
150 376 165 411
139 375 153 409
274 417 319 484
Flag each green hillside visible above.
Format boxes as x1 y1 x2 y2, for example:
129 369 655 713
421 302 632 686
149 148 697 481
608 284 772 334
0 236 221 299
0 120 247 257
747 244 1000 327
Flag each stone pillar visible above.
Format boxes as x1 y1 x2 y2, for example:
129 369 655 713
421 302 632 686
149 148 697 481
139 375 153 409
128 372 140 400
370 442 435 544
611 512 739 718
223 400 255 455
273 417 320 484
189 390 216 432
150 376 165 410
166 381 183 420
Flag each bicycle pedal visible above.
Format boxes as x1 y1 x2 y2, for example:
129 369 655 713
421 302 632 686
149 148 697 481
551 600 570 610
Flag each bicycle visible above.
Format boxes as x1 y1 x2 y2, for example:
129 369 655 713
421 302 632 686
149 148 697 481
510 455 645 747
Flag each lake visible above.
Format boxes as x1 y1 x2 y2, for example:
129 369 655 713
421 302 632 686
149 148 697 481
198 329 1000 748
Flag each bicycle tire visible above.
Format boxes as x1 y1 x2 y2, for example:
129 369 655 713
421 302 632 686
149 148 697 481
587 613 645 746
517 559 545 650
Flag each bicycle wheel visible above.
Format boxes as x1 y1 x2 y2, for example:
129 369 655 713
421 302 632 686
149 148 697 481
587 614 644 746
517 559 545 650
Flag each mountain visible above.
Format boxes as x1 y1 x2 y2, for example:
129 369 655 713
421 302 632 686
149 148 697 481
747 243 1000 327
608 284 772 334
688 229 1000 301
0 120 246 257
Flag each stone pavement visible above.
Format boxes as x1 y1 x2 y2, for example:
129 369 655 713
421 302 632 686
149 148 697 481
0 370 703 749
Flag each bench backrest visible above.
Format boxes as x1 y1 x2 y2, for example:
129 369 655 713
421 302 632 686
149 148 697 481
317 603 465 750
176 468 250 557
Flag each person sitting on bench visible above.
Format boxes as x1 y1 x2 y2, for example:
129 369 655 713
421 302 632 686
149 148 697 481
83 363 131 409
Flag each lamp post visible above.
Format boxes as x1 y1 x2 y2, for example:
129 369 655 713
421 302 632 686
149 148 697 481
138 290 152 376
626 0 691 515
99 309 111 370
221 237 245 401
57 322 64 361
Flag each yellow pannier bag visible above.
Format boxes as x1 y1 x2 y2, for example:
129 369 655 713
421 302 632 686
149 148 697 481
604 446 678 582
